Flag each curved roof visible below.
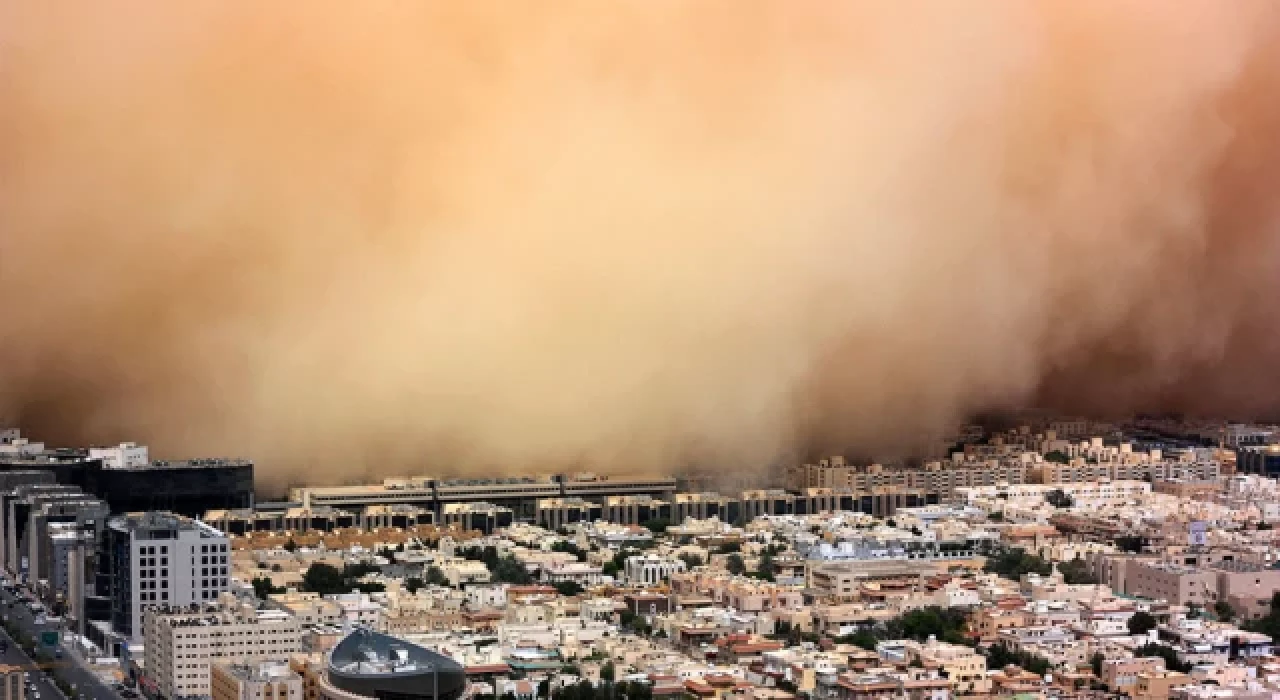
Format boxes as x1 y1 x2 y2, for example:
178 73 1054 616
329 629 466 700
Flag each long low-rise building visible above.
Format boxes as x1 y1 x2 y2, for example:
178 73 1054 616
290 474 677 520
202 504 435 535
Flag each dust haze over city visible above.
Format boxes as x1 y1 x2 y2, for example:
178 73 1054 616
4 2 1280 490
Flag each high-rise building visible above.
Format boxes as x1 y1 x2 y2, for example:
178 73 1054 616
101 512 230 640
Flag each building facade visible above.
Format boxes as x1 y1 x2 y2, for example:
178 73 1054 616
145 600 302 698
102 512 231 639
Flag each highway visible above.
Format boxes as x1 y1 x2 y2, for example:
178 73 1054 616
0 583 120 700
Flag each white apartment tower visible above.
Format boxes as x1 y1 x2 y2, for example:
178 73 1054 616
104 512 231 640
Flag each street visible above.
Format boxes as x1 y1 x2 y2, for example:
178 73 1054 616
0 585 120 700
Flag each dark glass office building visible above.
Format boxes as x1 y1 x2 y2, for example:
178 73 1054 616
0 453 253 517
327 629 466 700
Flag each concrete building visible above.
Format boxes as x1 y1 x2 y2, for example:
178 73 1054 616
144 598 302 699
534 498 602 530
211 661 304 700
101 511 231 640
1133 671 1192 700
901 638 990 695
1101 657 1166 695
315 629 465 700
784 457 1028 504
26 494 109 592
624 554 687 586
2 482 82 578
1238 445 1280 477
439 503 513 534
438 558 491 587
603 495 671 526
806 560 939 601
739 490 797 520
673 493 738 524
1125 561 1218 607
539 560 605 587
88 442 150 469
289 474 676 522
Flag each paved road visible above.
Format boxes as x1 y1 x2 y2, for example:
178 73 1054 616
0 585 120 700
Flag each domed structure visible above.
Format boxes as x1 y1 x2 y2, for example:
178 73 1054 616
325 629 466 700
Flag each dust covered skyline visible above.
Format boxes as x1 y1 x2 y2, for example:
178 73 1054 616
3 3 1280 487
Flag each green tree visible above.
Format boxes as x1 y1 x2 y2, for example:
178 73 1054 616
1115 535 1145 553
642 519 670 534
1214 601 1234 622
1058 556 1097 585
1090 652 1104 679
1244 594 1280 638
1127 611 1158 636
1044 451 1070 464
251 576 283 599
757 551 777 581
426 566 449 586
726 553 746 576
600 661 616 683
983 548 1052 579
678 552 704 569
838 629 880 651
1045 489 1074 508
405 577 425 593
554 581 585 597
1135 643 1191 673
986 642 1050 675
834 606 970 650
716 541 741 554
302 563 347 595
552 540 588 562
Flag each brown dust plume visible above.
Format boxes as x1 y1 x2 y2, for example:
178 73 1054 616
4 2 1280 487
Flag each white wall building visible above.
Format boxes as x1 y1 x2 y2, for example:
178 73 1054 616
90 442 150 468
623 554 686 586
106 512 231 640
144 597 301 698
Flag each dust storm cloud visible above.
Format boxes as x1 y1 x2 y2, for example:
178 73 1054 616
4 2 1280 487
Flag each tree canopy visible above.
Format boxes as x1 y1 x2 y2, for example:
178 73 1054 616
983 548 1052 579
1127 611 1158 636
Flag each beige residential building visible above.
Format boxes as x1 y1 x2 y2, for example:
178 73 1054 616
1125 562 1218 606
268 590 343 626
144 597 302 698
903 638 991 695
969 608 1029 643
785 457 1028 504
1133 671 1191 700
1102 657 1166 696
438 558 491 587
211 661 303 700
